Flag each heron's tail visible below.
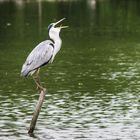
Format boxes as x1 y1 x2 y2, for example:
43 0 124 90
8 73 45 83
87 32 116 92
21 69 29 77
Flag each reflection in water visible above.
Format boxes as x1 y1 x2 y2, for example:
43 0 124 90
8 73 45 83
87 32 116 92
0 0 140 139
38 0 42 34
87 0 96 10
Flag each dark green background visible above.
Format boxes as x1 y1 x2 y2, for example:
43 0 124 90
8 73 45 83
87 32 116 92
0 0 140 139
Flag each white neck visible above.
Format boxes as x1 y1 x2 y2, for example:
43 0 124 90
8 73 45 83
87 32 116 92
54 36 62 53
50 36 62 62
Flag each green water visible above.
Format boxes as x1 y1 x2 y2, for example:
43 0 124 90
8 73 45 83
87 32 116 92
0 0 140 139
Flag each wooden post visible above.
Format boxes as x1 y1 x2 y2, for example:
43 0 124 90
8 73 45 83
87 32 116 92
28 88 47 135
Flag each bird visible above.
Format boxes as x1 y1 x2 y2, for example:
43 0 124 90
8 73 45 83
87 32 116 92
21 18 68 91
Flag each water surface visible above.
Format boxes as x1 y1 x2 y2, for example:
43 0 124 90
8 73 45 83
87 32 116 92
0 0 140 139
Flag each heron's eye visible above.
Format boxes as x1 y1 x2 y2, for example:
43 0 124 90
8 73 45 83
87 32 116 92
48 23 53 32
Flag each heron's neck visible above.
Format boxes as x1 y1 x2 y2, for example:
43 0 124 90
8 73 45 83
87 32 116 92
54 36 62 46
50 36 62 57
49 34 61 44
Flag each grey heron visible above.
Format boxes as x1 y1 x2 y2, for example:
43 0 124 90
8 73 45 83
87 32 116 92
21 18 68 90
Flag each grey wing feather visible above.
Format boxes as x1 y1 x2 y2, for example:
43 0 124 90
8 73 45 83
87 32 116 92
21 40 54 76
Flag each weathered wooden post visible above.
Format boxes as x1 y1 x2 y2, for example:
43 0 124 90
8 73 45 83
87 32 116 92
28 88 47 135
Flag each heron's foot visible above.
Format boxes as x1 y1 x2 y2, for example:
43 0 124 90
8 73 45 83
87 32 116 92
36 84 45 92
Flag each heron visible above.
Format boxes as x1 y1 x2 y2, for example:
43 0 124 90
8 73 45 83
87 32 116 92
21 18 68 91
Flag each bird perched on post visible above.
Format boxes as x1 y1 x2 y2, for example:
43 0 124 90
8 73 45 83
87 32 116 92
21 18 68 90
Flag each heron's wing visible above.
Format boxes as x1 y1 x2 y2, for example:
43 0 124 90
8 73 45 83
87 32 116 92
21 40 54 76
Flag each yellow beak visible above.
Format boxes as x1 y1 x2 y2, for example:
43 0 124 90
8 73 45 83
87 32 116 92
54 18 68 29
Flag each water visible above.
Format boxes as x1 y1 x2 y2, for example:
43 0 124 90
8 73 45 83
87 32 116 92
0 0 140 139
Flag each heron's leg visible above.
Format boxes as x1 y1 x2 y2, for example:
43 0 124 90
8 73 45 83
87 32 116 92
35 68 41 86
33 69 44 91
33 78 44 91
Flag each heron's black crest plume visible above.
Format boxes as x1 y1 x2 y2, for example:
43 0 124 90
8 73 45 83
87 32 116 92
48 23 53 32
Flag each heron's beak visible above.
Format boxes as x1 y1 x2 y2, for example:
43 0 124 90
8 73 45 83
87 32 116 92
54 18 68 29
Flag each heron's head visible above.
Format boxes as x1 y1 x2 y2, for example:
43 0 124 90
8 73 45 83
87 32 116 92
48 18 68 40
